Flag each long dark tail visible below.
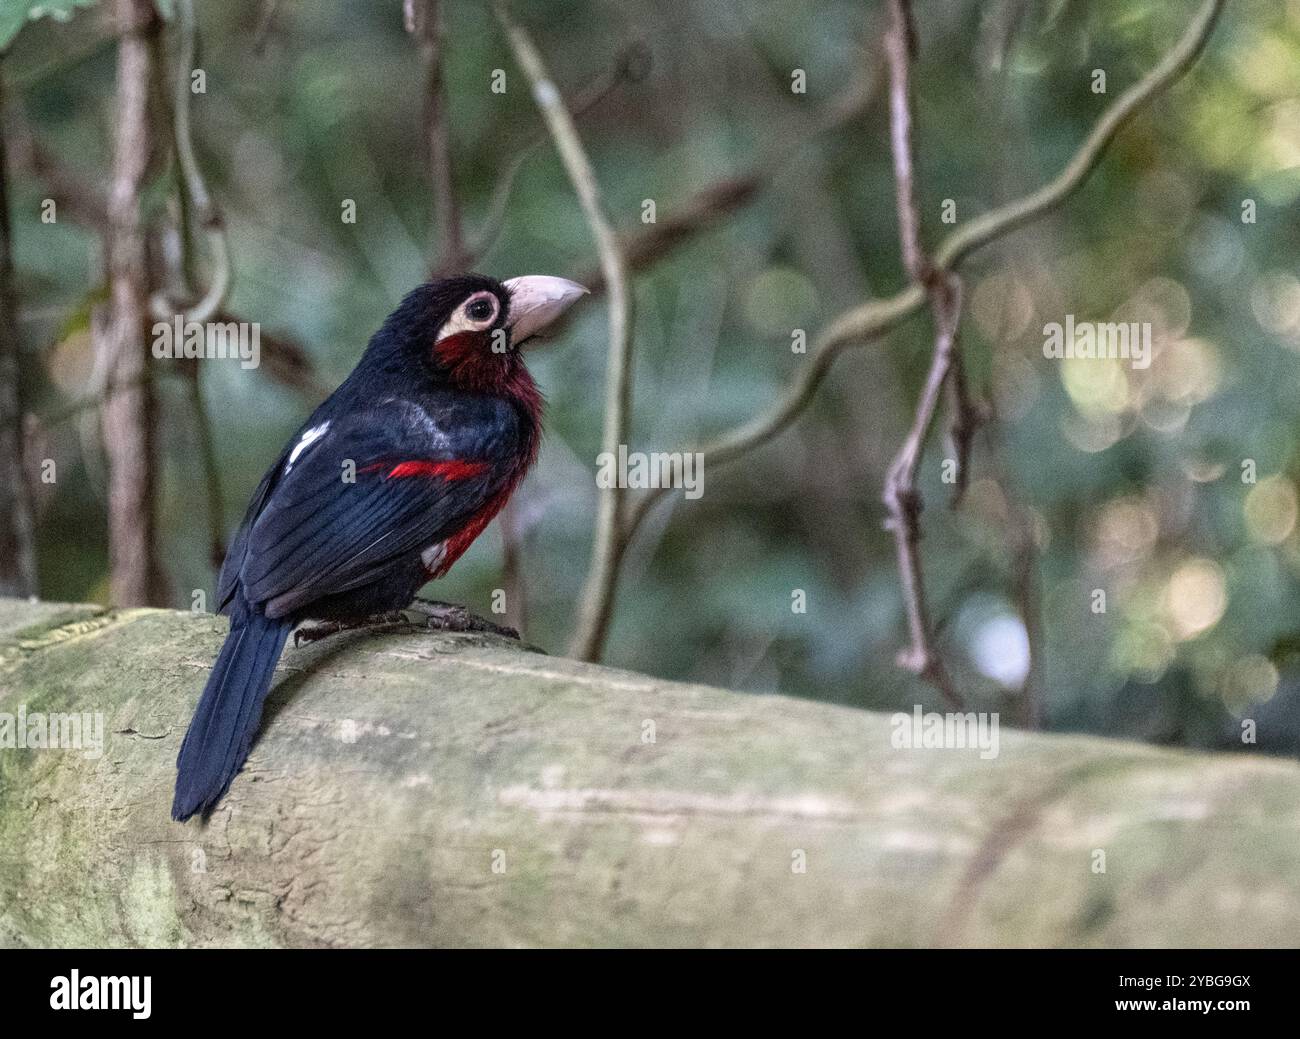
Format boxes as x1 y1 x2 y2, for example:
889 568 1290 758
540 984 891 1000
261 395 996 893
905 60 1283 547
172 610 291 821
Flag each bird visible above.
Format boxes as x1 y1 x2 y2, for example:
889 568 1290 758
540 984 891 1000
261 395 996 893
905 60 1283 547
171 273 587 822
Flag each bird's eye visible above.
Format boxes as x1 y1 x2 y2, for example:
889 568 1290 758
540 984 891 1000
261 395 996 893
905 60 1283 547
466 297 495 322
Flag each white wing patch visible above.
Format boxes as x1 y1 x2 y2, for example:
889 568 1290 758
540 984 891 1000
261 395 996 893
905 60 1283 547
421 540 448 572
285 421 329 474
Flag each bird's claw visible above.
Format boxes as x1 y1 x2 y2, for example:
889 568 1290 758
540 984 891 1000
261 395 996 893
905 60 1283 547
406 598 520 639
292 603 518 647
294 621 344 647
292 612 409 647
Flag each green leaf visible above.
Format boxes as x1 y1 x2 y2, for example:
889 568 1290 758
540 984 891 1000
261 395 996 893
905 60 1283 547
0 0 100 54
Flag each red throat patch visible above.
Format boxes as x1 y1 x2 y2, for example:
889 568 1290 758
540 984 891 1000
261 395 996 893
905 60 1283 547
432 330 507 393
432 330 544 422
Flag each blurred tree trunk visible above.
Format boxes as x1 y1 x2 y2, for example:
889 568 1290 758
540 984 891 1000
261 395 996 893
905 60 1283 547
98 0 166 606
0 59 38 598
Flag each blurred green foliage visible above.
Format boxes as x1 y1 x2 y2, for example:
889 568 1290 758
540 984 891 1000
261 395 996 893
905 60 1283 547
4 0 1300 753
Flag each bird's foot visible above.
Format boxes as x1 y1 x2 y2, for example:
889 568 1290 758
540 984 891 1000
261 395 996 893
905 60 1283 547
292 611 409 647
406 598 519 639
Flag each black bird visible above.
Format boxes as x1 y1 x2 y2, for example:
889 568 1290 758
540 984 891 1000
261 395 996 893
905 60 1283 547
172 274 586 821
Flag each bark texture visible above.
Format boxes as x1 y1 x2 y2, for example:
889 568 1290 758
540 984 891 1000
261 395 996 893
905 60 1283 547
1 597 1298 948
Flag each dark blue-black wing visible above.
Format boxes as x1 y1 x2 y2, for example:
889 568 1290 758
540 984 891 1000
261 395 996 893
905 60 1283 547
233 398 518 619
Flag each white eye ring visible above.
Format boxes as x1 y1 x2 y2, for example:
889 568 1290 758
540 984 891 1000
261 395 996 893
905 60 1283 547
436 291 501 341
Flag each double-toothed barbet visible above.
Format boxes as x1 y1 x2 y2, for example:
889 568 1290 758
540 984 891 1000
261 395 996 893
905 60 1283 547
172 274 586 821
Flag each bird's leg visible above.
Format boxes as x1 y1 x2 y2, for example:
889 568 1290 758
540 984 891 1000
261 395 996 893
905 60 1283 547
406 598 520 639
292 611 410 647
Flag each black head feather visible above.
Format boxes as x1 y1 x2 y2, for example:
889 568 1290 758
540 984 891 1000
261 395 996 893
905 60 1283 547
359 274 512 377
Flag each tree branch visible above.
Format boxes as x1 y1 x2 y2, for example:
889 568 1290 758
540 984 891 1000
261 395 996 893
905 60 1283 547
5 597 1296 948
99 0 167 607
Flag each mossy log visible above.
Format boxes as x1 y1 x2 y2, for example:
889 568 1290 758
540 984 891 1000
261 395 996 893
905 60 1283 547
0 597 1298 947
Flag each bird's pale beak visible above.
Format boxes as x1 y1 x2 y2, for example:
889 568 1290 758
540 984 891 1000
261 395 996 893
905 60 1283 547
504 275 588 346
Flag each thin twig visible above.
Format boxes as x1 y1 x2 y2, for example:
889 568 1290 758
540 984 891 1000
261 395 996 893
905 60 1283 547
496 3 634 663
877 0 968 703
885 0 927 284
886 0 985 513
882 276 965 705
